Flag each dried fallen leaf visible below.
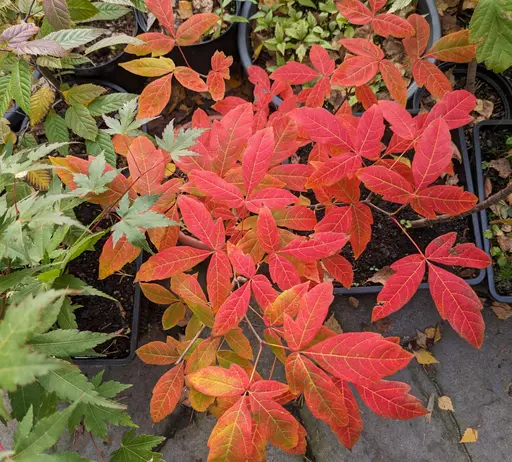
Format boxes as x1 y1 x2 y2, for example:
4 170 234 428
474 99 494 119
424 325 442 343
413 349 439 365
445 173 459 186
438 396 454 411
366 266 395 285
460 428 478 443
324 314 343 334
178 0 193 19
489 158 512 179
451 141 462 162
416 329 428 349
497 234 512 253
348 296 360 308
425 393 435 423
374 318 392 333
491 301 512 320
484 177 493 198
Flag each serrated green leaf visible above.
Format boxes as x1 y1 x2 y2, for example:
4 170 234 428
87 2 130 20
86 130 116 166
44 109 69 155
0 75 12 116
470 0 512 72
9 382 58 422
0 394 11 425
68 0 99 21
36 56 64 69
34 296 65 335
388 0 413 12
27 452 93 462
65 104 98 140
45 28 105 49
42 0 72 30
53 273 116 300
63 83 106 105
28 329 116 357
85 34 144 54
10 59 32 116
37 366 126 409
156 121 204 161
13 406 33 450
110 430 165 462
0 268 36 294
87 93 137 116
57 298 78 329
11 401 79 460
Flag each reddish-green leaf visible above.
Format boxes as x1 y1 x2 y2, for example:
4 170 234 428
140 283 178 305
176 13 219 46
355 380 428 419
424 30 476 62
136 247 213 281
187 364 248 396
372 255 426 321
412 59 452 99
125 32 175 57
136 339 179 365
186 337 221 374
225 328 253 360
151 363 184 422
264 282 310 327
305 332 413 383
428 264 484 348
171 272 214 327
212 281 251 336
162 302 186 329
137 74 173 119
174 66 208 92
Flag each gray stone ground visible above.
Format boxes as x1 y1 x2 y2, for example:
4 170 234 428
1 289 511 461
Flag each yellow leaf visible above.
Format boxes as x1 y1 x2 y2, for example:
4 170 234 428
119 57 176 77
413 349 439 365
30 87 55 126
424 325 442 343
26 170 51 191
392 155 411 168
164 162 176 178
236 216 257 230
438 396 454 411
297 195 311 206
460 428 478 443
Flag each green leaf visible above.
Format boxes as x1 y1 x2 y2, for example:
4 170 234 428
0 268 36 294
87 93 137 116
85 34 144 54
64 230 106 263
68 0 99 21
470 0 512 72
44 28 105 50
65 104 98 140
11 401 79 460
28 329 116 357
53 274 116 300
34 295 66 335
72 153 119 195
44 110 69 155
9 382 58 422
0 76 13 117
88 2 131 20
110 430 165 462
13 406 33 450
86 130 116 166
388 0 413 13
37 366 126 409
0 395 11 424
42 0 72 30
63 84 106 105
156 121 205 161
28 453 93 462
10 59 32 116
57 298 78 329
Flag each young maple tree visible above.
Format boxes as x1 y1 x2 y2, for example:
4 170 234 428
121 0 233 119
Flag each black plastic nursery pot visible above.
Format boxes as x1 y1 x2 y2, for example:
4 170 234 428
135 2 241 76
333 127 486 295
73 9 144 93
473 120 512 303
412 63 512 119
238 0 442 107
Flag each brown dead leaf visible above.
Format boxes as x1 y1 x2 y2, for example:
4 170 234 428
460 428 478 443
367 266 395 285
374 318 392 333
348 296 360 308
438 396 454 411
498 234 512 252
445 173 459 186
451 141 462 162
484 177 493 198
491 301 512 320
474 99 494 119
462 0 478 8
489 158 512 179
178 0 193 19
324 314 343 334
413 349 439 364
425 325 442 343
507 193 512 205
416 329 428 349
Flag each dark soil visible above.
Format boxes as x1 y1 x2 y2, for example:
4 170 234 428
77 12 137 68
67 202 137 359
478 125 512 296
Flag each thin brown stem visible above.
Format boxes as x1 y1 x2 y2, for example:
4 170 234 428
244 314 262 343
268 355 277 380
89 432 105 462
175 325 205 365
249 344 263 383
365 201 392 217
391 217 424 255
409 183 512 229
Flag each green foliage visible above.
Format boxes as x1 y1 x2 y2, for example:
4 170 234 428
103 98 156 136
156 120 205 162
470 0 512 72
110 430 165 462
72 153 120 196
251 0 353 68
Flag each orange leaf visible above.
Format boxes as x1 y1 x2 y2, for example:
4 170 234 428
162 302 186 329
112 134 136 156
349 202 373 259
207 70 226 101
140 282 178 305
176 13 219 46
207 250 232 311
268 253 301 290
136 339 179 365
207 396 253 461
136 246 213 281
99 235 141 280
189 387 215 412
147 205 180 251
332 379 363 449
264 282 310 327
125 32 175 57
146 0 175 34
355 84 378 110
171 272 214 327
257 205 280 253
424 30 476 63
212 281 251 336
225 327 254 360
331 56 379 87
186 364 248 397
137 74 173 119
185 337 221 374
127 136 167 195
403 14 430 58
412 59 452 100
379 59 407 107
174 66 208 92
151 363 184 422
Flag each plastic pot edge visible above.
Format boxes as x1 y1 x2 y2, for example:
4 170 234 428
472 119 512 303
